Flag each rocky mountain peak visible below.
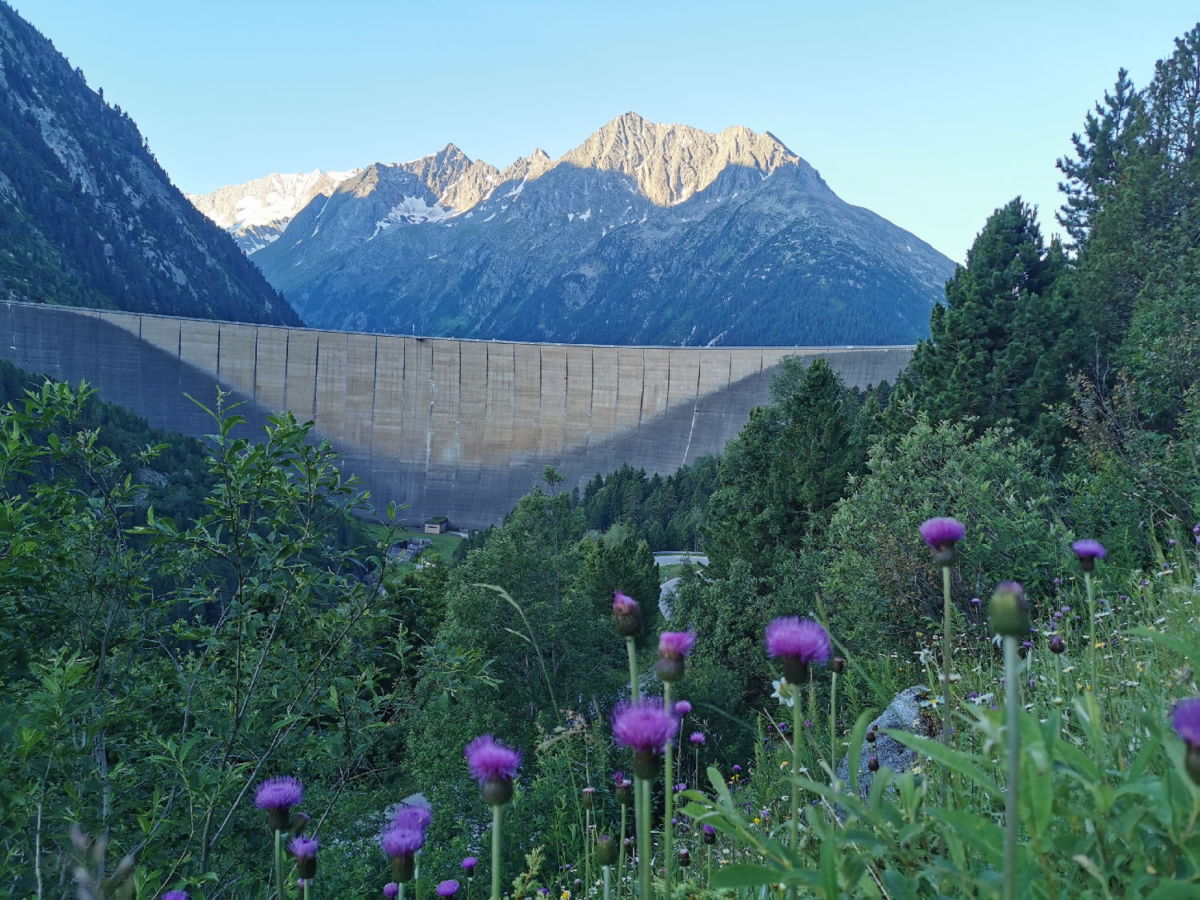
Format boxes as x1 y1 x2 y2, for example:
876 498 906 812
499 148 554 184
188 168 359 233
559 112 802 206
397 144 500 212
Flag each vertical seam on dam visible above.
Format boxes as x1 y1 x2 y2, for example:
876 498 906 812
282 329 291 412
424 342 434 485
369 335 379 461
637 349 646 428
251 328 260 405
584 347 594 456
681 356 702 468
312 332 321 422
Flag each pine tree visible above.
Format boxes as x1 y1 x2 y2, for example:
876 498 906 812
907 199 1082 445
1056 68 1141 246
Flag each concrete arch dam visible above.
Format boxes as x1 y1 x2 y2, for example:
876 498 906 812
0 301 913 528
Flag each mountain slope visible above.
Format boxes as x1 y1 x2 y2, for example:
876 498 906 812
0 2 301 325
188 168 360 253
248 113 952 346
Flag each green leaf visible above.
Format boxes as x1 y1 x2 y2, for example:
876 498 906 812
710 864 787 889
884 729 1003 801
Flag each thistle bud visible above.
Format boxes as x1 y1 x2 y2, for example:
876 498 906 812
868 756 880 772
581 787 595 810
633 750 658 781
1188 746 1200 787
677 848 691 868
655 656 684 682
614 776 633 806
595 834 619 866
702 824 716 845
1049 635 1065 654
831 656 846 674
482 776 514 806
865 729 876 744
612 591 642 637
989 582 1030 638
392 854 415 884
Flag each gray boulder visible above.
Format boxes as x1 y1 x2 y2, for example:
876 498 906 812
836 685 937 795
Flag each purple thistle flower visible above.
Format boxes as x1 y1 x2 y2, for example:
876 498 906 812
919 517 965 550
163 893 189 900
1071 540 1107 560
381 826 426 858
674 700 692 716
613 700 677 777
384 884 400 898
466 734 520 806
255 775 303 830
461 856 479 873
658 631 697 656
732 764 742 772
436 880 460 897
765 617 831 682
970 597 981 607
689 731 705 745
289 835 319 859
255 776 303 811
465 735 521 783
612 590 642 636
392 802 433 832
613 701 677 755
1172 698 1200 748
674 782 687 791
657 630 697 681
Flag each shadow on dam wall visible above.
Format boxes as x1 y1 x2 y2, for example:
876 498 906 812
0 301 914 529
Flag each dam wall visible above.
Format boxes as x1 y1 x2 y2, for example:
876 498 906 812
0 302 913 528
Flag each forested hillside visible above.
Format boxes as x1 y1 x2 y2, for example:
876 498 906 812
0 2 301 324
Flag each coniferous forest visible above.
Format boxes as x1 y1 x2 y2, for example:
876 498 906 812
4 20 1200 900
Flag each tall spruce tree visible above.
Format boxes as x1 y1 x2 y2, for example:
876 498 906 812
907 198 1083 445
704 357 861 575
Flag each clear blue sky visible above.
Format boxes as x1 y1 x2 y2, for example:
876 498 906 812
14 0 1200 261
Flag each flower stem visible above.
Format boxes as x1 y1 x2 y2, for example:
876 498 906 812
790 682 802 854
625 636 640 702
663 683 674 900
491 805 503 900
941 563 955 805
1085 570 1098 694
401 882 407 900
603 865 612 900
1003 634 1021 900
303 879 311 900
829 668 839 780
274 829 283 900
584 807 593 899
618 804 627 899
636 775 652 900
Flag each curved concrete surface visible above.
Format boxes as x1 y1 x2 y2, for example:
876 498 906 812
0 301 913 527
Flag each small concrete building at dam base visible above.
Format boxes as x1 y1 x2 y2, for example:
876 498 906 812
0 301 914 529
